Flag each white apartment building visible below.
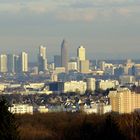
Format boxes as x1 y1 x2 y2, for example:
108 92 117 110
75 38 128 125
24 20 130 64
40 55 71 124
97 80 119 90
64 81 87 94
38 106 49 113
86 78 96 91
83 104 97 114
24 83 45 89
83 103 112 114
108 87 140 114
9 104 33 114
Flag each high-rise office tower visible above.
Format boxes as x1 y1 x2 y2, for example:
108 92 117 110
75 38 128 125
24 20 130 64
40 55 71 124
7 54 16 73
61 40 68 72
38 45 47 72
20 52 28 72
77 46 89 73
77 46 86 61
14 55 20 73
39 45 46 59
54 55 61 67
0 54 7 73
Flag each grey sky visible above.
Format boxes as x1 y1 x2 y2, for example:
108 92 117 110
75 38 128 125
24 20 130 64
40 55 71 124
0 0 140 61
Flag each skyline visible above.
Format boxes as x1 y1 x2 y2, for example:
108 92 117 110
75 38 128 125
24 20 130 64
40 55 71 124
0 40 140 62
0 0 140 61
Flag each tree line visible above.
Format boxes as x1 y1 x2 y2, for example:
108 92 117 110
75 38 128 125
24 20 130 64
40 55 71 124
1 99 140 140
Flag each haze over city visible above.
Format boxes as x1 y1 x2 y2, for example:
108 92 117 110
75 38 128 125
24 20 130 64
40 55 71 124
0 0 140 61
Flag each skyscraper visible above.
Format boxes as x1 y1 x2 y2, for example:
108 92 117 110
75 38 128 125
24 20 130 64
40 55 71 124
77 46 89 73
54 55 61 67
20 52 28 72
39 45 46 59
61 40 68 72
77 46 86 61
14 55 20 73
7 54 16 73
0 54 7 73
38 45 47 72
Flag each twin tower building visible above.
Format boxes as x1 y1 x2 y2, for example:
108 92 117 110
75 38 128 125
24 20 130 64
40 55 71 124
0 52 28 73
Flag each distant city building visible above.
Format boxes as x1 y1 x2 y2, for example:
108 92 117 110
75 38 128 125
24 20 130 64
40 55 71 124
48 63 55 72
24 83 45 89
86 78 96 92
55 67 65 74
49 82 64 93
132 64 140 76
39 45 46 59
49 81 87 94
77 46 86 61
96 80 119 90
79 60 89 74
123 59 134 75
68 61 77 71
108 87 140 114
30 66 38 75
64 81 87 94
54 55 61 67
119 75 135 85
61 40 68 72
77 46 89 73
99 61 115 75
14 55 20 73
114 66 124 77
20 52 28 72
51 73 58 82
0 54 7 73
7 54 17 73
99 61 106 71
104 66 115 75
38 45 47 72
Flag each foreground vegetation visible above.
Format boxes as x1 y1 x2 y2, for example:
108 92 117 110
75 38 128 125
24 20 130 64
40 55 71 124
15 112 140 140
0 99 19 140
1 99 140 140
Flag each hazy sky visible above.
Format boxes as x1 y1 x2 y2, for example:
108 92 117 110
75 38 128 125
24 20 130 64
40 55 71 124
0 0 140 61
